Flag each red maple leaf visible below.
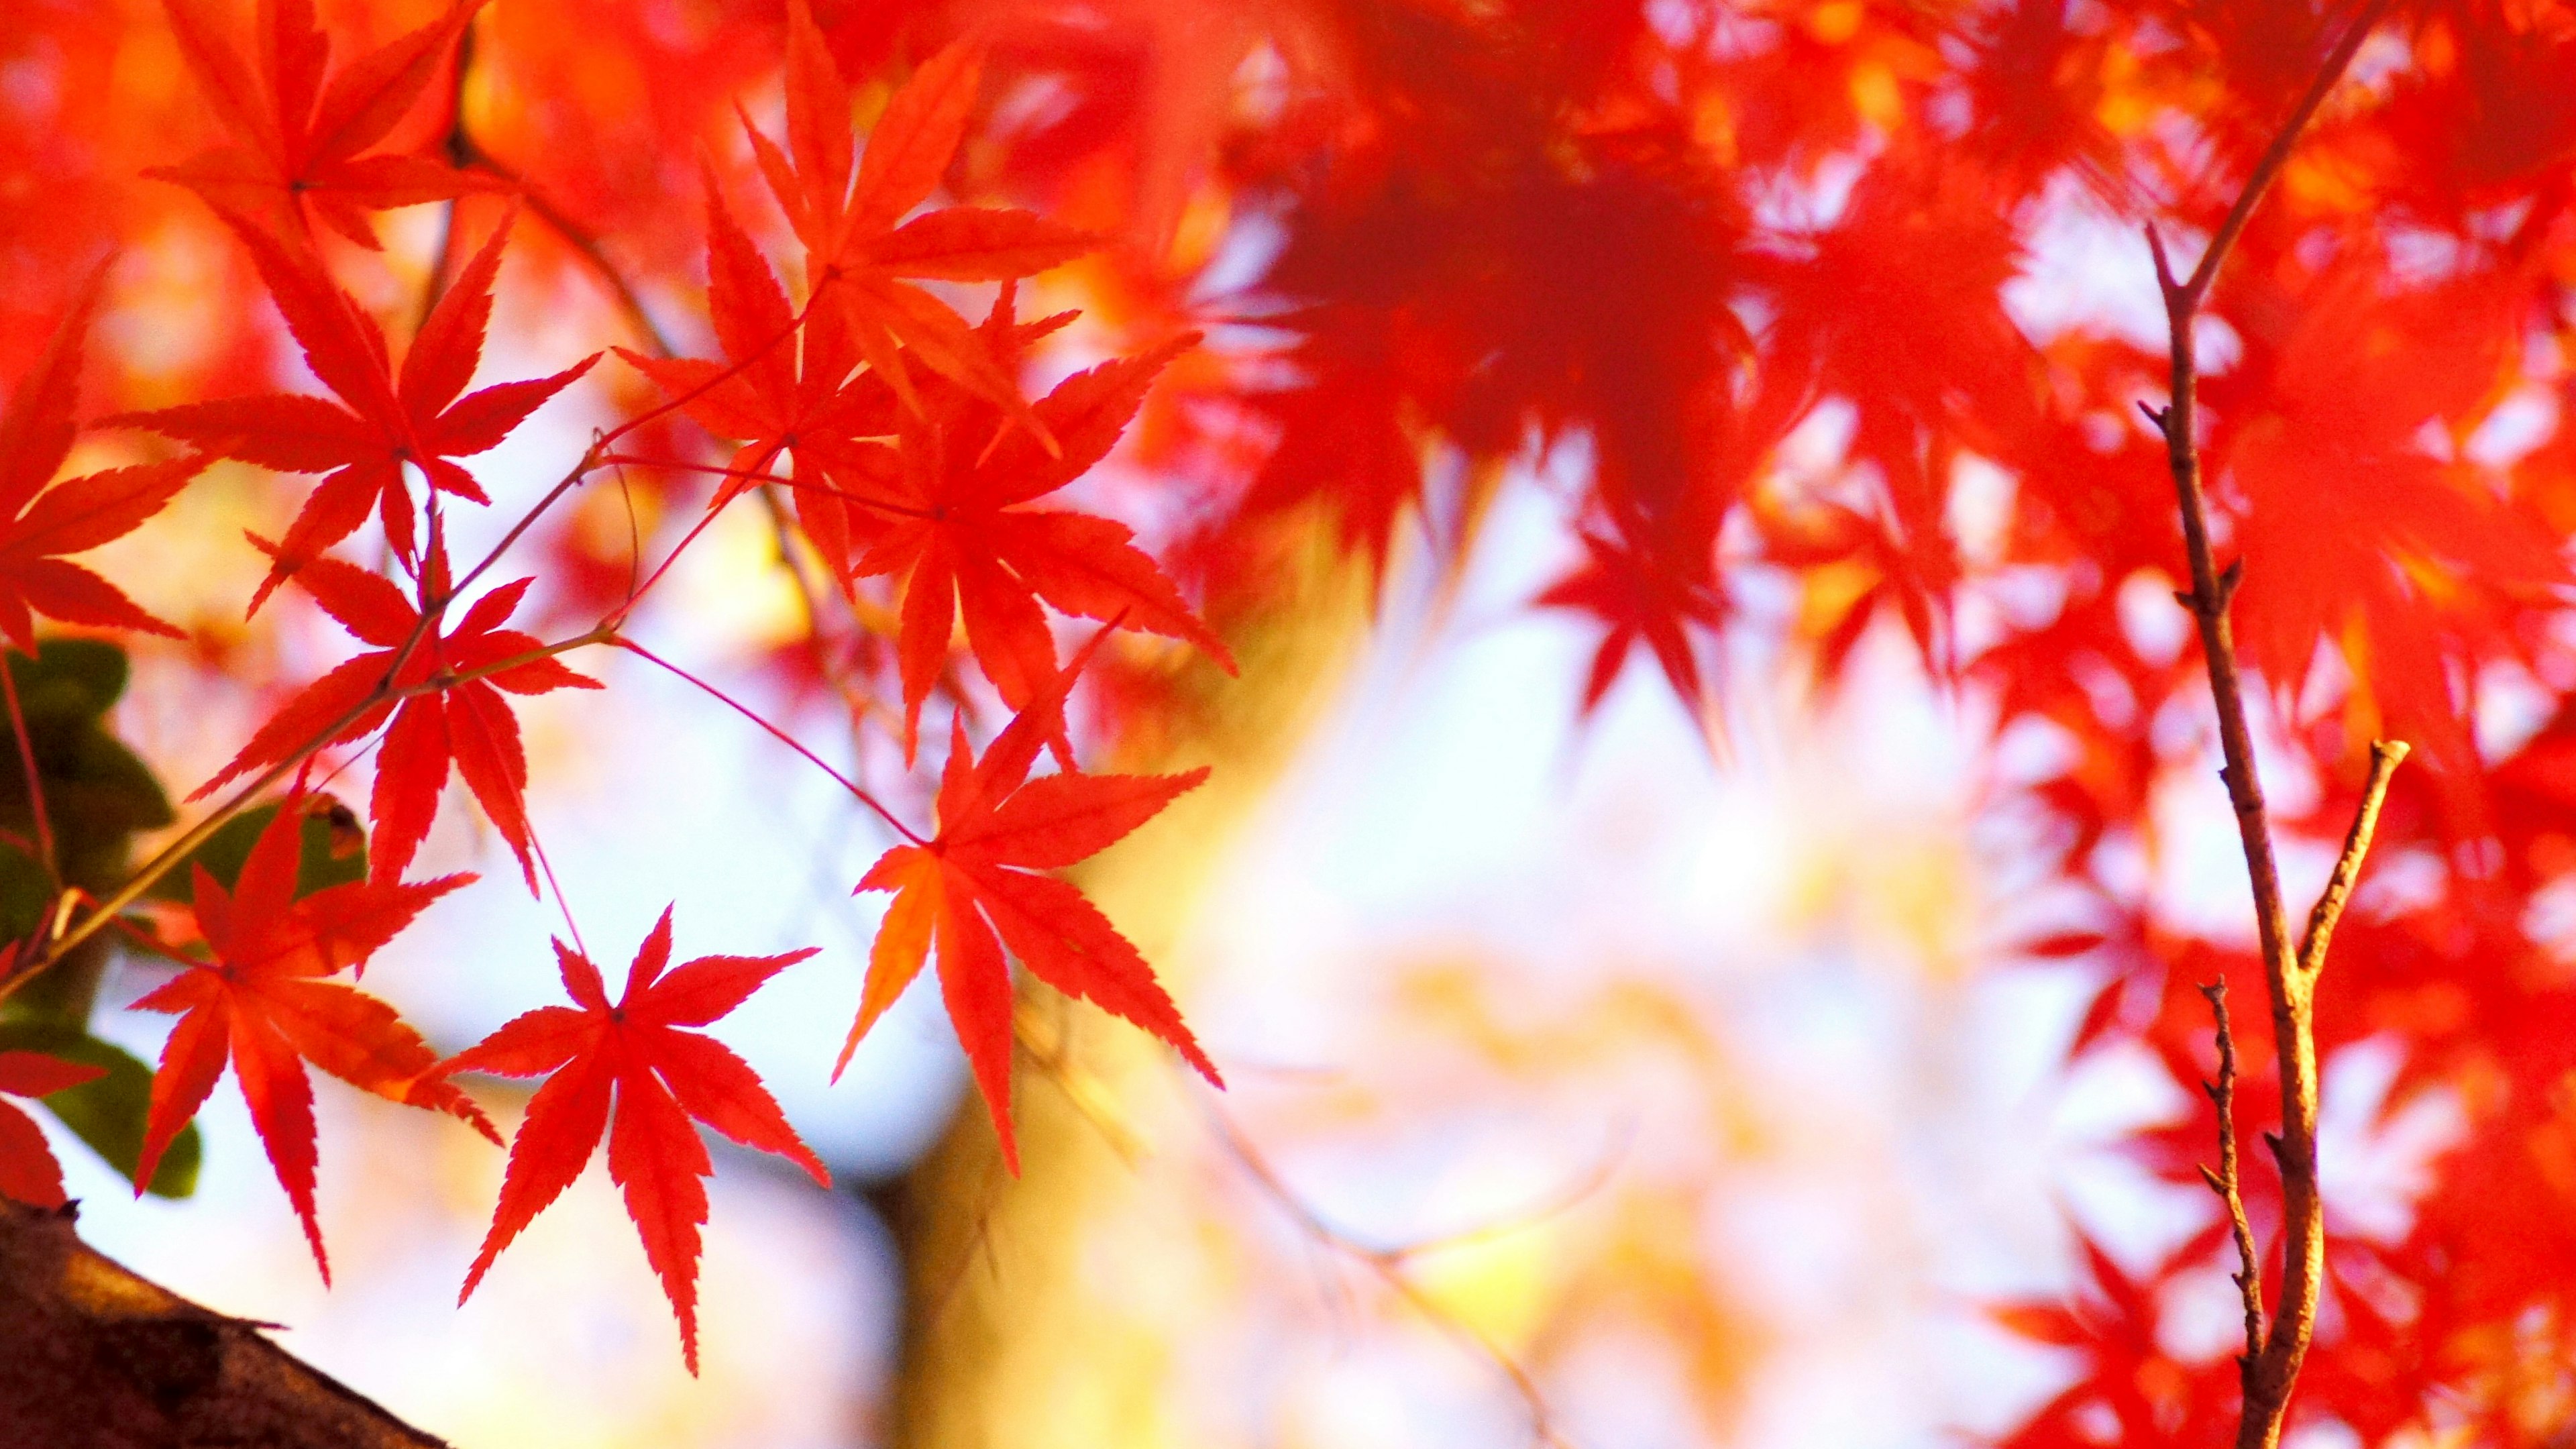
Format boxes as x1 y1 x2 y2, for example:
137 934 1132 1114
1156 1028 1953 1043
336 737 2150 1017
0 278 206 651
859 294 1234 747
193 544 601 890
133 800 494 1279
749 3 1088 420
439 909 825 1374
615 175 902 582
848 645 1220 1174
155 0 503 250
110 211 597 609
0 1046 107 1208
1535 530 1723 715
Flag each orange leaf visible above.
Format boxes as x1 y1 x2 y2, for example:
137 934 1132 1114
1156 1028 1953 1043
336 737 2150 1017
133 801 488 1280
848 646 1218 1174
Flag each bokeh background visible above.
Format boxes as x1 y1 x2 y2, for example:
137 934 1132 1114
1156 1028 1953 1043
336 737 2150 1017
8 0 2569 1445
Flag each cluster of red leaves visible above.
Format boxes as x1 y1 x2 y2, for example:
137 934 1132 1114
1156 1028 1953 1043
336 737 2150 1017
5 0 2575 1430
0 0 1231 1375
593 6 1233 1222
871 0 2576 1440
619 3 1235 751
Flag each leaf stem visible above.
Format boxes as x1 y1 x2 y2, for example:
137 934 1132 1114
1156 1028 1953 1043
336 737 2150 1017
594 452 926 519
0 654 59 890
612 635 920 844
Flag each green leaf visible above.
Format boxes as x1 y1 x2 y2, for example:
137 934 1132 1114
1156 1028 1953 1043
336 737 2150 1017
146 798 368 902
0 843 49 943
5 637 128 720
0 640 173 892
0 1023 198 1198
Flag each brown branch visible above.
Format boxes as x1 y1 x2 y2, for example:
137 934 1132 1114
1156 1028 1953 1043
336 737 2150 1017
415 19 478 333
0 653 58 889
2198 980 2264 1384
2168 0 2392 309
431 15 673 358
0 1199 448 1448
448 130 679 360
2298 739 2408 977
2143 5 2395 1448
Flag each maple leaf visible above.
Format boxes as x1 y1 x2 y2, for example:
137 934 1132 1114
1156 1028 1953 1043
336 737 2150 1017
194 543 602 890
614 175 902 581
1536 530 1723 715
133 800 494 1279
154 0 504 250
440 908 825 1374
848 645 1220 1174
747 3 1089 419
0 1048 108 1208
0 278 207 651
857 294 1234 747
109 211 598 610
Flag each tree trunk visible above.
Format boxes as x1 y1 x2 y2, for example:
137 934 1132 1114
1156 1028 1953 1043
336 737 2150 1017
0 1197 447 1449
875 546 1368 1448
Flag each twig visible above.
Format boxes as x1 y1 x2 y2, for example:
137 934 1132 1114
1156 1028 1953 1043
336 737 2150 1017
2143 5 2395 1446
415 19 478 333
1204 1100 1578 1449
2298 741 2408 976
2198 980 2263 1383
0 655 58 889
448 123 679 359
1010 1002 1148 1165
612 635 919 843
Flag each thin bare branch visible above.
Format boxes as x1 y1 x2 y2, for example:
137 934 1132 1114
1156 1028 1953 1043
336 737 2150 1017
2143 5 2396 1446
2298 739 2408 977
449 121 680 359
1204 1100 1578 1449
2199 979 2264 1383
2176 0 2393 307
612 635 920 844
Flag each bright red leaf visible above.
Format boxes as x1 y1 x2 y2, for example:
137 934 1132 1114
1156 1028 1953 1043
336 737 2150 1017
860 294 1234 748
133 800 494 1280
0 278 205 651
111 211 597 608
0 1049 108 1208
615 175 902 582
1535 530 1723 716
193 543 601 890
748 4 1087 420
439 908 825 1374
155 0 502 250
849 645 1220 1175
